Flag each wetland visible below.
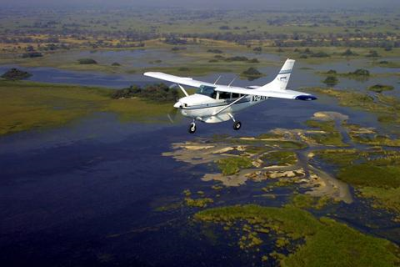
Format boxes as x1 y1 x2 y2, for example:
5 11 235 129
0 6 400 267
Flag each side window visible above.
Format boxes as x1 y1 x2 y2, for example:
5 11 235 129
219 92 231 100
232 93 240 99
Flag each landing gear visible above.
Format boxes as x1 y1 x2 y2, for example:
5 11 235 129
233 121 242 130
228 113 242 131
188 122 196 134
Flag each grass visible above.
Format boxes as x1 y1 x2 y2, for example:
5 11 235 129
185 197 214 208
337 164 400 189
360 187 400 219
290 194 331 210
263 140 307 150
350 134 400 147
308 87 400 125
315 147 400 189
368 84 395 93
261 151 297 166
0 80 173 135
217 156 253 176
195 205 400 266
314 149 362 166
305 120 346 146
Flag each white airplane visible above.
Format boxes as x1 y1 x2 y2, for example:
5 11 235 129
144 59 316 133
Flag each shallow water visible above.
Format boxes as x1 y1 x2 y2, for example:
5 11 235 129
0 50 399 266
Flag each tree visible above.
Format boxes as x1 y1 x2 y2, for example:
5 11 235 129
1 68 32 80
323 76 338 87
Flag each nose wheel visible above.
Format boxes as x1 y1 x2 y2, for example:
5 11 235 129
188 122 197 134
233 121 242 130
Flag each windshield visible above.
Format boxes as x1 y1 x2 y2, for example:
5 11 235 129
196 85 217 98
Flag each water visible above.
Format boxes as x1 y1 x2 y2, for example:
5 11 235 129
0 50 399 266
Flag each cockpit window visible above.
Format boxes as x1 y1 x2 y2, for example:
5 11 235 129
196 85 217 99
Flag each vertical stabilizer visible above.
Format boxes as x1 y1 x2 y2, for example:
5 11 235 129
258 59 295 91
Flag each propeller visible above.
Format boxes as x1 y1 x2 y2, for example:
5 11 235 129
167 106 179 123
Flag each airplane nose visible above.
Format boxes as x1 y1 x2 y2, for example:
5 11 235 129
174 101 182 108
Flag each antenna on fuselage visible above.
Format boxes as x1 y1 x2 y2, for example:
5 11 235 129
228 78 236 87
214 75 222 85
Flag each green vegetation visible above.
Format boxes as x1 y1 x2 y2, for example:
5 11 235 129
368 84 394 93
376 60 400 68
315 146 400 219
360 187 400 220
0 80 173 135
322 76 338 87
346 69 370 77
366 50 380 57
78 58 98 64
22 52 43 58
111 83 179 103
261 151 297 166
185 197 214 208
183 189 214 208
341 49 358 56
305 120 346 146
195 205 400 266
264 140 307 150
297 48 331 59
207 49 223 54
338 164 400 189
1 68 32 80
290 194 331 210
314 149 362 166
308 87 400 125
217 156 253 176
241 67 263 80
350 133 400 146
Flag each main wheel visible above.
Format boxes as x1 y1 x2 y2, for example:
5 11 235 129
233 121 242 130
188 122 197 134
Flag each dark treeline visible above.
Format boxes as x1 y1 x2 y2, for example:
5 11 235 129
111 83 179 103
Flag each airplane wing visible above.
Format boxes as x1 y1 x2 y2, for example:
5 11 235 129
144 72 210 88
214 87 317 101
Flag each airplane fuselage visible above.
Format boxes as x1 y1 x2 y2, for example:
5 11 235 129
175 93 267 123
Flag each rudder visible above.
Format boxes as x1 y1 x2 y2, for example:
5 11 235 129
258 59 295 91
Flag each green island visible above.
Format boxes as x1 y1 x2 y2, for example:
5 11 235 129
0 80 175 135
240 67 264 81
368 84 395 93
194 205 400 266
308 87 400 125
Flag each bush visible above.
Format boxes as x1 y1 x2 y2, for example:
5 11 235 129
310 51 330 58
350 69 370 76
242 67 262 76
323 76 339 87
366 50 380 57
22 52 43 58
78 58 98 64
1 68 32 80
207 49 223 54
111 83 179 103
368 84 394 93
341 49 358 56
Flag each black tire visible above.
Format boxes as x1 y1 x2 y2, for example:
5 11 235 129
188 123 196 134
233 121 242 130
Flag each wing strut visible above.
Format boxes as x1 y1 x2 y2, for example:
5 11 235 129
212 95 247 116
178 84 189 97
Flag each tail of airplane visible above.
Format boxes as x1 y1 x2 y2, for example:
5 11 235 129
257 59 295 91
